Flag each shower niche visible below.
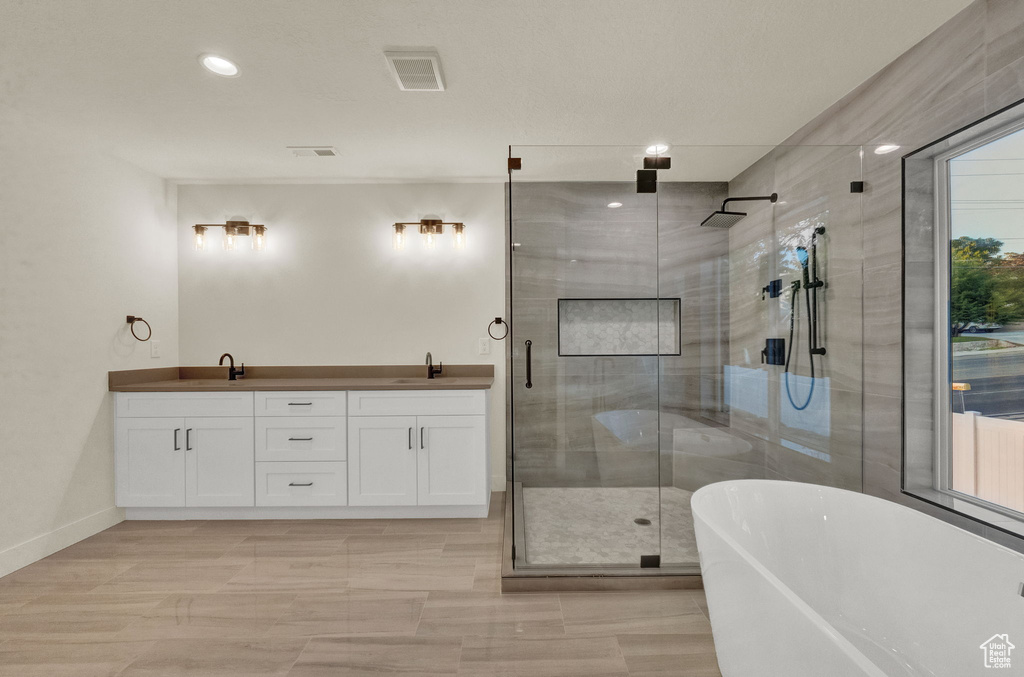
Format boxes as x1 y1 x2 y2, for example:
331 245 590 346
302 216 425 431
557 298 681 356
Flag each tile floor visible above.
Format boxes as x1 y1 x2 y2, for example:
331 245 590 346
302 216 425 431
521 487 699 565
0 494 722 676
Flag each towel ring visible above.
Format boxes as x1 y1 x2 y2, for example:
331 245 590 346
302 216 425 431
126 315 152 342
487 317 509 341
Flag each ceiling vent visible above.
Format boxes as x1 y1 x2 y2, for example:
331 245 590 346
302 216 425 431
287 146 337 157
384 50 445 91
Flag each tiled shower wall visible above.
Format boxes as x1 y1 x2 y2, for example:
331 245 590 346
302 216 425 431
765 0 1024 549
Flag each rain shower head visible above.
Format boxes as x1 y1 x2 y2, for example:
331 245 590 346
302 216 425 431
700 210 747 228
700 193 779 228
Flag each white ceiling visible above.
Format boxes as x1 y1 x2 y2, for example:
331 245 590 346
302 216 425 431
0 0 973 182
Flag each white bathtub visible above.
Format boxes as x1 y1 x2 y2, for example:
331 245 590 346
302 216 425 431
692 480 1024 676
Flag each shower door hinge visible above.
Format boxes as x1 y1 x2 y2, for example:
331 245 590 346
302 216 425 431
640 554 661 568
508 157 521 172
850 180 865 193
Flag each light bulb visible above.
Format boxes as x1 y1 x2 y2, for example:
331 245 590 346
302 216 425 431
193 225 207 252
224 225 237 251
252 225 266 252
646 143 669 155
393 224 406 250
200 54 240 77
453 223 466 250
874 144 900 155
425 232 437 250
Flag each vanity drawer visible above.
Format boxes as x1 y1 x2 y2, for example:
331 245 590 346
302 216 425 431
255 462 347 506
255 417 346 462
255 391 346 417
117 392 254 418
348 390 486 416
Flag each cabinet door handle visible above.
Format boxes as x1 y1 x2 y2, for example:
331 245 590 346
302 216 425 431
288 482 313 487
173 428 181 451
420 426 426 449
185 428 192 451
408 427 413 450
288 437 313 441
287 402 313 406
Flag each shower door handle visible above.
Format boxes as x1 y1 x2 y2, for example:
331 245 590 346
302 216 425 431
525 340 533 389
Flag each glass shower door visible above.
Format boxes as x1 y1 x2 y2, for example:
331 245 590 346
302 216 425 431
509 147 663 568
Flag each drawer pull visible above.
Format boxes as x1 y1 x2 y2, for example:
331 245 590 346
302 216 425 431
287 402 313 406
288 482 314 487
288 437 313 441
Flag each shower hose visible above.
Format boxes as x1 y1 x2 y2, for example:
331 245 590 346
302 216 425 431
785 280 815 411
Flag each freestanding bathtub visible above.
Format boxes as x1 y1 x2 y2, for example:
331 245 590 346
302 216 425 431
692 480 1024 676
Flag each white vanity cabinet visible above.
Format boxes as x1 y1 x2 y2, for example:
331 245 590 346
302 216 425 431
347 391 488 507
114 387 489 518
115 393 255 507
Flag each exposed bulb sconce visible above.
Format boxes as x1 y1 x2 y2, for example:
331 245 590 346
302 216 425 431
392 219 467 251
193 221 267 253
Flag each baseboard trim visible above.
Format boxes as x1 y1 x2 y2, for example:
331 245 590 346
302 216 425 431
125 504 488 520
0 506 124 578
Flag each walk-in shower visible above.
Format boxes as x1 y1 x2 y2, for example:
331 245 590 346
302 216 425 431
505 144 865 578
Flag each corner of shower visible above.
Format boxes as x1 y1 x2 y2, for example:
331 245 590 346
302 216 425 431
501 144 866 590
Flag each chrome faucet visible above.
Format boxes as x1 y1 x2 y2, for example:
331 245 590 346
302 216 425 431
219 352 245 381
425 352 442 379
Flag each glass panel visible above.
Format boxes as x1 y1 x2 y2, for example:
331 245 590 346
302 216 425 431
508 144 866 572
510 146 661 568
948 128 1024 516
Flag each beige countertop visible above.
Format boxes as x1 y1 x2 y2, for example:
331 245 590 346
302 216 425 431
109 365 494 392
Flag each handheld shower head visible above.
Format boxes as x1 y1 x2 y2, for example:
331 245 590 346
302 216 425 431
796 246 809 269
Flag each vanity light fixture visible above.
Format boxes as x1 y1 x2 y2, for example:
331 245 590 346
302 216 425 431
193 221 267 253
874 144 901 155
199 54 240 77
392 219 467 251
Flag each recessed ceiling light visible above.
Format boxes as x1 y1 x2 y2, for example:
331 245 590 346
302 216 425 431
607 202 623 208
646 144 669 155
874 144 900 155
199 54 240 78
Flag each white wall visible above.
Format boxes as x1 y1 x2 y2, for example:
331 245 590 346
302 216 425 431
176 183 506 488
0 104 179 576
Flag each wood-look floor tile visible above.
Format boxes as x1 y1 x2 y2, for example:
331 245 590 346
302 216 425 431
0 559 135 595
384 519 486 535
191 520 298 537
559 591 711 636
97 521 204 539
616 634 722 676
416 591 563 638
220 534 347 560
267 590 427 637
458 635 629 677
335 534 446 563
221 557 349 593
91 560 247 594
439 541 501 561
45 538 241 562
285 520 391 536
0 593 168 639
119 593 298 639
0 638 155 677
119 638 309 677
287 636 462 677
346 561 476 592
470 562 502 594
0 594 36 616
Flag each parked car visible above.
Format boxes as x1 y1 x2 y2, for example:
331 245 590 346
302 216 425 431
962 322 1003 333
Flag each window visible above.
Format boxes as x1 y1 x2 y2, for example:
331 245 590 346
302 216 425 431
903 98 1024 539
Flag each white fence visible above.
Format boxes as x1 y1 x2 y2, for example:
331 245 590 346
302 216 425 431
952 412 1024 513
